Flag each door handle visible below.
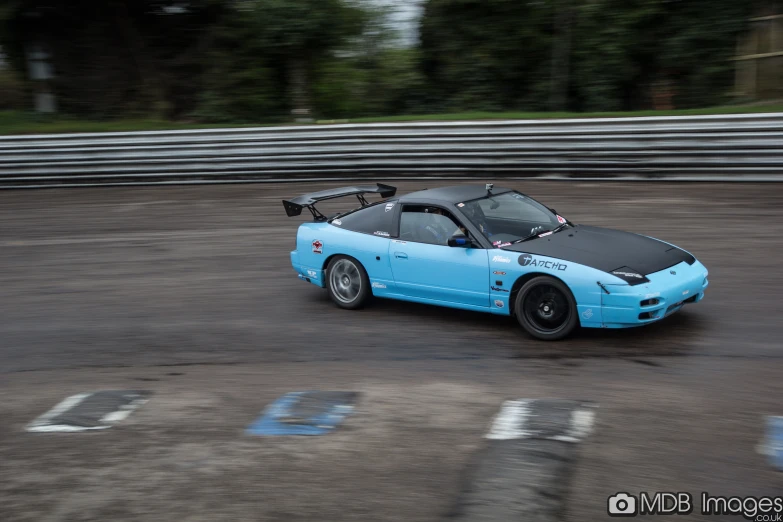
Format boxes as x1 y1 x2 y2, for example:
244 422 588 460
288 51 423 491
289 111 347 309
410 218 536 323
394 252 408 259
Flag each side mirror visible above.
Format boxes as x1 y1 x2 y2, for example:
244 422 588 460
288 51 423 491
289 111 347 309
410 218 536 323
448 232 470 247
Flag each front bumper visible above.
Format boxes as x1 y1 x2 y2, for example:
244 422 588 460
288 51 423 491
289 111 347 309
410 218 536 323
597 260 708 328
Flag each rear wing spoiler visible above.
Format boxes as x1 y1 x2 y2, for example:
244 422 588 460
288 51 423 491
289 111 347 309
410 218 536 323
282 183 397 221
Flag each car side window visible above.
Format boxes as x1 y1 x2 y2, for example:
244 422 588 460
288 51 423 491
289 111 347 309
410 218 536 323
334 200 397 237
399 206 465 246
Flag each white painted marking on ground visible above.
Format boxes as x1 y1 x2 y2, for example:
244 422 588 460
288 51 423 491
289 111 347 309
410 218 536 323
550 408 596 443
26 393 148 432
485 400 532 440
99 398 148 424
100 410 132 423
757 443 773 456
26 393 92 432
27 423 110 433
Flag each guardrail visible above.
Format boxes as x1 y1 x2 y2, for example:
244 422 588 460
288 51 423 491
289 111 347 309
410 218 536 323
1 112 782 188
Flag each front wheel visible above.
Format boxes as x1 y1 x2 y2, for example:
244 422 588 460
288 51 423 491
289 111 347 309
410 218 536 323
514 276 578 341
326 255 371 310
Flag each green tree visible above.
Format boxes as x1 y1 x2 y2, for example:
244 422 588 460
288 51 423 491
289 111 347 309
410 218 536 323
419 0 757 112
0 0 220 118
311 2 427 119
242 0 366 118
657 0 753 108
420 0 555 112
571 0 752 111
194 2 288 123
312 48 427 119
195 0 367 121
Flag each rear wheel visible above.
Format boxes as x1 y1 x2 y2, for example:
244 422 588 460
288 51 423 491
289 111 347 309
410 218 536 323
326 255 370 310
514 276 578 341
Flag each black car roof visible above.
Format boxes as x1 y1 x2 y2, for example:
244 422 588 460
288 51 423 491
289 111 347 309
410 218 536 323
398 185 513 204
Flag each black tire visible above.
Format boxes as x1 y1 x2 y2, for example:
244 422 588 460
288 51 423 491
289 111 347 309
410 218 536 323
514 276 578 341
325 255 371 310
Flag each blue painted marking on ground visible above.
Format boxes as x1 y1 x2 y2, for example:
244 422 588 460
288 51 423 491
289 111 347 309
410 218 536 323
246 391 356 436
765 416 783 471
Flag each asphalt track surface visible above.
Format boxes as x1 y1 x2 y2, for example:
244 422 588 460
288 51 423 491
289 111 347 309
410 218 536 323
2 181 782 521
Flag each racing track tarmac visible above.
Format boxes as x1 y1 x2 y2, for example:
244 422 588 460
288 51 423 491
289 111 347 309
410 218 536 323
1 181 782 521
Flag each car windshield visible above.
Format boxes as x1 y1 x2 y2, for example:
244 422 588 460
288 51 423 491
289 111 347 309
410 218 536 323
459 191 565 245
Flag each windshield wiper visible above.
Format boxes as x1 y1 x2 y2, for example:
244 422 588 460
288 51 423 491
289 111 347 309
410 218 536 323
512 223 570 244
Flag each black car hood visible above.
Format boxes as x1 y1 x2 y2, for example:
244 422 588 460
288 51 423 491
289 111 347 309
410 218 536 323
501 225 694 279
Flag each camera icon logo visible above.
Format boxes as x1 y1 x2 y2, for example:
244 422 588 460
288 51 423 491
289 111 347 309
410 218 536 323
608 492 638 517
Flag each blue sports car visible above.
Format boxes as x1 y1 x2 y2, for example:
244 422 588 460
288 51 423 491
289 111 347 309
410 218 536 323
284 183 709 340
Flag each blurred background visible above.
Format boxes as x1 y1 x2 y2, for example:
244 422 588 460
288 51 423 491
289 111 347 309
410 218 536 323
0 0 782 129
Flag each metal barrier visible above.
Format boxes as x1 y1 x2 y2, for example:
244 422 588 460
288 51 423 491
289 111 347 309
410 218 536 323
1 113 782 188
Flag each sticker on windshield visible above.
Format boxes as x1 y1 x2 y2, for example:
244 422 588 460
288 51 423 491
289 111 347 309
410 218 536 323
457 203 465 207
556 215 567 224
512 193 526 200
